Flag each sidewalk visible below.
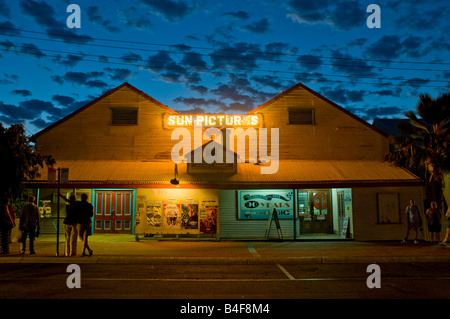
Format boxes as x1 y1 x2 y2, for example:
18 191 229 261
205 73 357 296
1 234 450 264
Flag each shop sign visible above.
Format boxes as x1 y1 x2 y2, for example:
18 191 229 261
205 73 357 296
238 190 294 219
165 114 262 128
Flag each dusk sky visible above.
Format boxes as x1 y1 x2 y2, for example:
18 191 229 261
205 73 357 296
0 0 449 136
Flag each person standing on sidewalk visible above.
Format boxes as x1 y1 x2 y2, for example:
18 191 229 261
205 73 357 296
0 198 14 254
440 208 450 245
19 196 40 254
61 194 79 256
77 193 93 256
402 199 421 244
426 201 441 243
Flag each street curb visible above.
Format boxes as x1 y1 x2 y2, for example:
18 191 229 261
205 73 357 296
2 255 450 264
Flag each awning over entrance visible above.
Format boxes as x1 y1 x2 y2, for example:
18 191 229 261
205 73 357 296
28 160 423 188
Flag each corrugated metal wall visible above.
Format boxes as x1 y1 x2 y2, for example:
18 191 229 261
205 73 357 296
219 190 295 240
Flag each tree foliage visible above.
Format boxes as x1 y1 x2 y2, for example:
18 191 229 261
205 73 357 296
388 92 450 208
0 123 55 201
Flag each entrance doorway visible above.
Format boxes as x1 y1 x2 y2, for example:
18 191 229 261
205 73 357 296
94 190 134 234
298 190 331 234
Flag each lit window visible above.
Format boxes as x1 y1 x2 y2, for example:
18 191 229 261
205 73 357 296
288 108 315 125
111 108 138 125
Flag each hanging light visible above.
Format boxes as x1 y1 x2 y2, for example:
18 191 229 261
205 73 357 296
170 163 179 185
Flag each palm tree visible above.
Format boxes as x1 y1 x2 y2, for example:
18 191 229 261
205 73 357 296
388 92 450 211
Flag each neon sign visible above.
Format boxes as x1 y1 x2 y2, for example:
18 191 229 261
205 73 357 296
165 114 262 128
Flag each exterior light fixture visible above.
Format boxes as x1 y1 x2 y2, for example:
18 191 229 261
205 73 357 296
170 163 179 185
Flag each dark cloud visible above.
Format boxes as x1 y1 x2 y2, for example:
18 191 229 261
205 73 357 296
0 21 20 35
0 99 67 127
296 55 323 71
189 85 208 95
330 50 377 78
210 42 262 70
0 73 18 85
364 35 430 60
104 67 133 81
121 52 143 64
287 0 365 30
320 86 365 104
146 51 201 84
52 95 75 107
20 43 46 58
242 18 271 34
328 1 365 30
11 89 32 97
139 0 198 22
173 97 226 110
118 7 153 31
264 42 296 56
51 71 109 88
0 0 10 18
87 6 120 33
392 2 449 32
250 76 293 91
221 11 249 20
0 40 15 52
52 54 84 67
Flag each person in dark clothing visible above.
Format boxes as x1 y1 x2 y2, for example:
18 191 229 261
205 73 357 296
426 201 441 243
77 193 93 256
19 196 40 254
0 198 14 254
64 194 78 256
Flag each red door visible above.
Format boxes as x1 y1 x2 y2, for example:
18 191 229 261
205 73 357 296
94 190 134 234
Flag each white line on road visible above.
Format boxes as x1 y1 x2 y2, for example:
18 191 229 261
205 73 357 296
246 242 260 257
276 264 295 280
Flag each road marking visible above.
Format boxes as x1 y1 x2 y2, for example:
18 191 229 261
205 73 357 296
276 264 295 280
246 243 260 257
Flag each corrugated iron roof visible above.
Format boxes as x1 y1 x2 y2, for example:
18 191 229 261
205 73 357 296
29 160 422 187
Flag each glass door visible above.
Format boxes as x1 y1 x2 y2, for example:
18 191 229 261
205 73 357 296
298 189 331 234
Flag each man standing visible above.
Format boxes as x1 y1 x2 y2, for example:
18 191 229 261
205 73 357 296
402 199 421 244
19 196 40 254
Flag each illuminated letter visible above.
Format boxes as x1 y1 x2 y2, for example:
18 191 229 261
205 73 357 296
366 264 381 288
66 4 81 29
196 115 204 126
184 115 193 126
203 128 223 164
234 115 242 126
171 128 191 163
258 128 279 174
217 115 225 125
225 115 233 126
366 4 381 28
251 115 259 126
66 264 81 288
167 115 176 126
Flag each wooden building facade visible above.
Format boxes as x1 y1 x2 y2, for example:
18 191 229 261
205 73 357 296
28 82 423 241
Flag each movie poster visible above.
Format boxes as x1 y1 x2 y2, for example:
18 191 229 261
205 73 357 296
199 196 218 234
181 202 199 230
164 202 181 229
146 201 162 227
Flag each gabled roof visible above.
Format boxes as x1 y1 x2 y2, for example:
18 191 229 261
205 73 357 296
31 82 178 141
248 82 388 137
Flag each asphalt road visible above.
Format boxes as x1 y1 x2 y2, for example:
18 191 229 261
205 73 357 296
0 262 448 318
1 262 450 298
